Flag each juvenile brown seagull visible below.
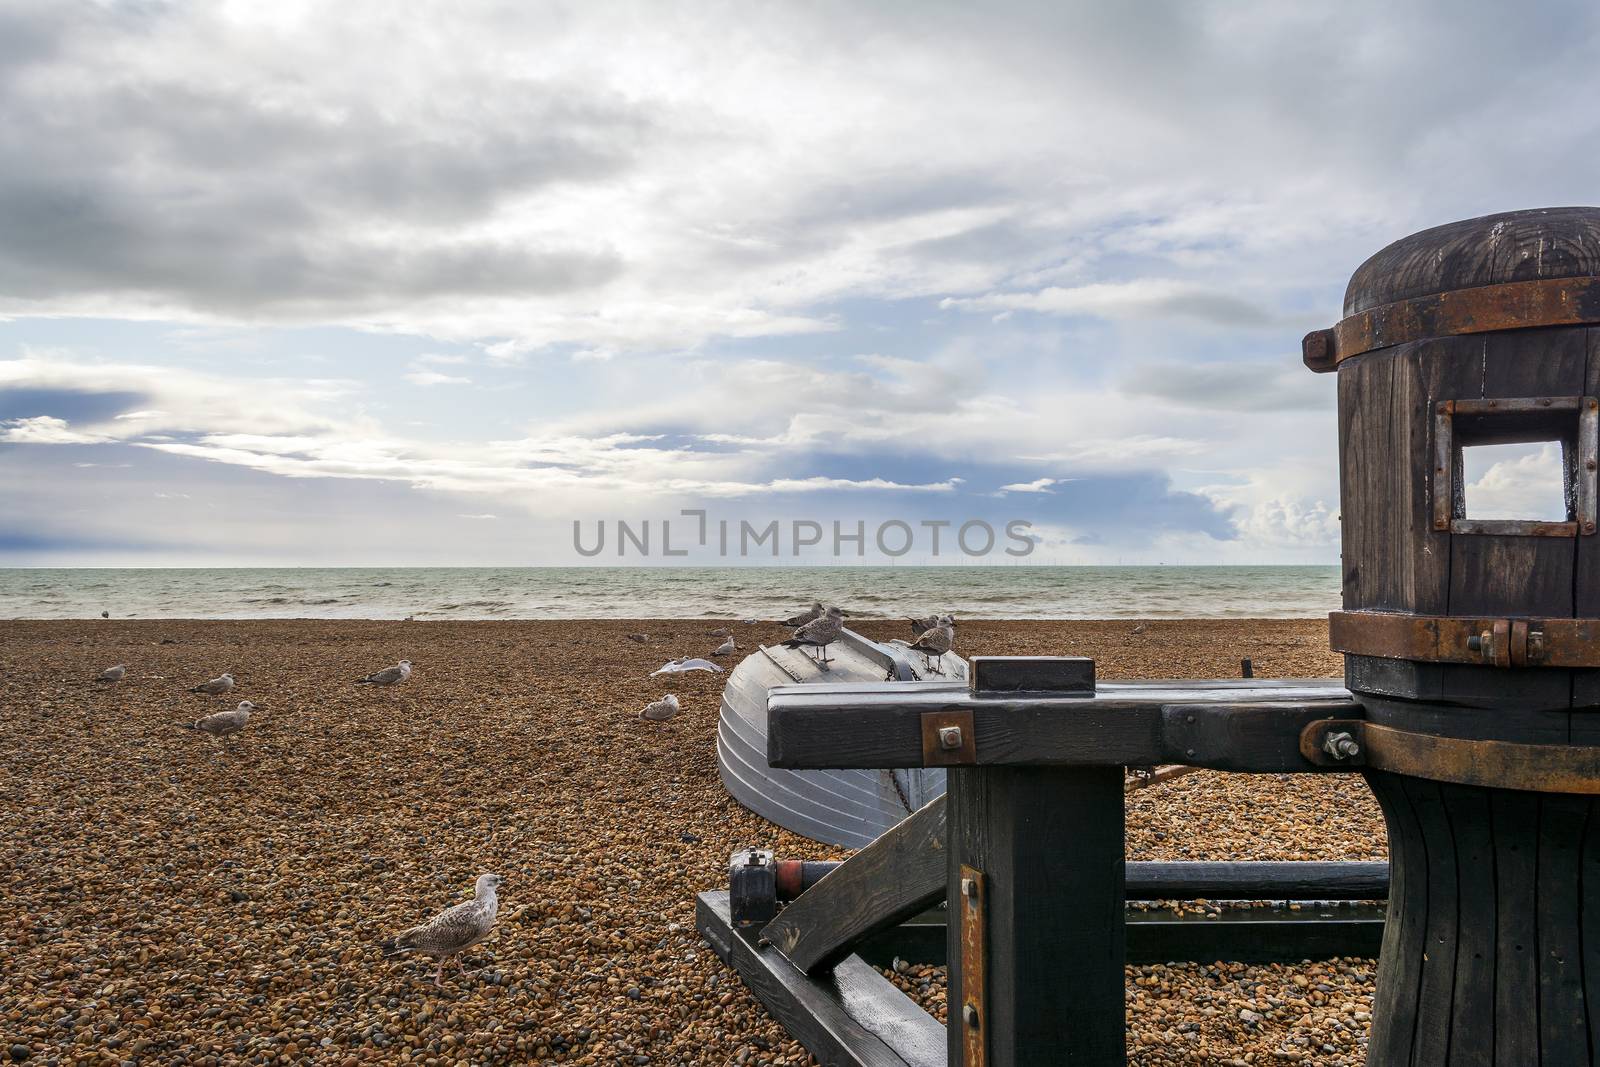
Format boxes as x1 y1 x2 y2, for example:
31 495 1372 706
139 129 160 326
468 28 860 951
780 601 824 627
383 872 503 985
96 664 127 683
908 615 956 674
356 660 412 686
782 605 845 665
189 672 234 696
183 700 257 738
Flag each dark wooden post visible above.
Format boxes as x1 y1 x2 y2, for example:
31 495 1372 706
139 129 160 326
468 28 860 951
1307 207 1600 1066
946 658 1125 1067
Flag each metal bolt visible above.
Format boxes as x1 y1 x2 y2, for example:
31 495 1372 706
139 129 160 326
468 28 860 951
938 725 963 750
1185 748 1196 758
1322 731 1361 760
961 877 978 899
963 1003 980 1028
1185 714 1195 724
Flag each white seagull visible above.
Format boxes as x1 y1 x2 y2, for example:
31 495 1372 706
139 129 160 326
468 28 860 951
711 636 736 656
383 872 504 985
356 660 412 686
650 658 724 677
96 664 127 683
640 694 681 722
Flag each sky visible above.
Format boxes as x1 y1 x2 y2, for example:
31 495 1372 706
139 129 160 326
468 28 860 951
2 0 1598 566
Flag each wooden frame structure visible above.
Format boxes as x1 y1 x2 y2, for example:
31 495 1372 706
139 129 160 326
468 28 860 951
696 658 1379 1066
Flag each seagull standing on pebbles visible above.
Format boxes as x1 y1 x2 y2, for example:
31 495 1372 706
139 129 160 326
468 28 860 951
96 664 127 683
782 606 846 666
189 672 234 696
781 602 824 627
356 660 412 686
640 694 681 722
183 700 257 740
383 873 504 986
711 636 735 656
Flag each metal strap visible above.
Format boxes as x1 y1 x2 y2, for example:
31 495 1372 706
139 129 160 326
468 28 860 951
1303 276 1600 372
1302 719 1600 794
1331 610 1600 668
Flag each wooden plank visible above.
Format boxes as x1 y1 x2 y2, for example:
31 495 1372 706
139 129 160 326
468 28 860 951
1493 789 1540 1066
696 891 945 1067
1582 805 1600 1060
1403 777 1458 1064
947 766 1124 1066
767 681 1352 771
1536 795 1591 1063
763 795 948 975
1441 784 1495 1067
1364 771 1426 1065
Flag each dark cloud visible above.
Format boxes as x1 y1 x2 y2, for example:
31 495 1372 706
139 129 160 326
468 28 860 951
1118 361 1331 413
0 387 149 423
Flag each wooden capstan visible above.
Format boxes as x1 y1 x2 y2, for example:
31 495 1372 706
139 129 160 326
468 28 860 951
1304 206 1600 1066
696 208 1600 1067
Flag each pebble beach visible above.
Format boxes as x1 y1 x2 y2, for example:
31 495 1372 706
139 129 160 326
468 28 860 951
0 617 1384 1065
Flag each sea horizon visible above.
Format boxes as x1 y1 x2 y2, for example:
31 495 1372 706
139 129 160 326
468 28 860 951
0 564 1342 621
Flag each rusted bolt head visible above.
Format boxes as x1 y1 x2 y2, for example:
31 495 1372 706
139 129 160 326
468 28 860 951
1322 731 1361 760
963 1003 980 1028
1589 459 1598 471
938 725 963 750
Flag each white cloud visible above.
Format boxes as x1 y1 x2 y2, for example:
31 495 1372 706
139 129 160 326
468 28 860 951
0 416 108 445
999 477 1059 493
403 370 472 386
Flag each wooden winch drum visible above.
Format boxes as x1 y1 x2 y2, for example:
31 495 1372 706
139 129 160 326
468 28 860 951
1308 207 1600 1065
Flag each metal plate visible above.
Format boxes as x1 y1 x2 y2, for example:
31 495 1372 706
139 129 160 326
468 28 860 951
1304 275 1600 371
1301 719 1600 794
958 864 986 1067
921 709 977 766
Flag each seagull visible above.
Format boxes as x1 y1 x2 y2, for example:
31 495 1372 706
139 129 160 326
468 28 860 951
189 672 235 696
707 628 731 638
908 615 956 674
626 633 650 644
650 658 724 677
1130 623 1148 636
100 610 109 619
96 664 127 683
183 700 257 738
908 614 957 636
711 636 736 656
640 694 681 722
383 873 504 986
356 661 412 686
782 606 846 666
780 602 824 627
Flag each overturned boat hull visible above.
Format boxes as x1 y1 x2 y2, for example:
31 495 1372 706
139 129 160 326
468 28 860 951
717 627 965 849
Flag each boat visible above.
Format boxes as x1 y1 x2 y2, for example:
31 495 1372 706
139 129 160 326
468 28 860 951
717 626 966 848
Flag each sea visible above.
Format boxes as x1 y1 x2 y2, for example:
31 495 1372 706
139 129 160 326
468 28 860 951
0 566 1340 621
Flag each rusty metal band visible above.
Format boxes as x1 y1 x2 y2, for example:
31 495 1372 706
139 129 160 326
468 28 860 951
958 864 987 1067
1330 610 1600 668
1301 719 1600 794
1303 275 1600 372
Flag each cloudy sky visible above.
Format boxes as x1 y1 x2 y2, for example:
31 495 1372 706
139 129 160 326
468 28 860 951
2 0 1597 566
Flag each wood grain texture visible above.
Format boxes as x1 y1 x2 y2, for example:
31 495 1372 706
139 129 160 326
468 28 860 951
762 795 948 975
1403 777 1458 1063
1364 771 1427 1065
1442 784 1495 1067
1344 207 1600 317
947 766 1124 1067
767 680 1351 771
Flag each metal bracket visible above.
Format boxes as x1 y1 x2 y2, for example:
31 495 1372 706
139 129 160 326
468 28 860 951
921 709 977 766
958 864 986 1067
1330 610 1600 668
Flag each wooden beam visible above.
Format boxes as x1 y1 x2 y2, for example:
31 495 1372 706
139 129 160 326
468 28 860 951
696 891 945 1067
948 765 1126 1066
767 679 1356 771
763 794 949 975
